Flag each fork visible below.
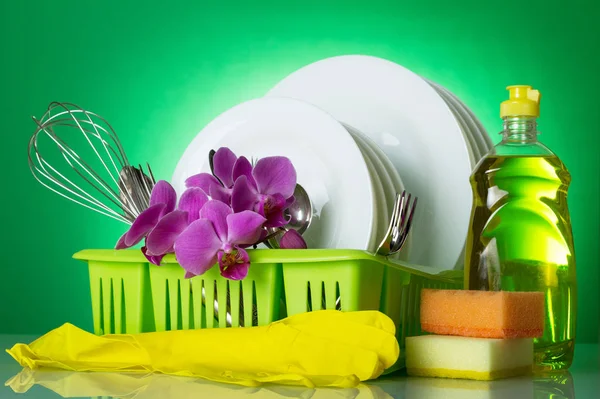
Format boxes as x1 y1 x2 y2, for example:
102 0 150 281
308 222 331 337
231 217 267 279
376 191 418 256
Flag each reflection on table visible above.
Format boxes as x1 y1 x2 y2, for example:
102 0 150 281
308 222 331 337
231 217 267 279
5 368 576 399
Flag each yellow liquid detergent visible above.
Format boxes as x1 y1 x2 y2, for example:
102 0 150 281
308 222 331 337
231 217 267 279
464 86 576 370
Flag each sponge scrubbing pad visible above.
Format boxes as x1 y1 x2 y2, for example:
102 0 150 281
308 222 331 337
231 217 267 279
406 335 533 380
420 289 544 338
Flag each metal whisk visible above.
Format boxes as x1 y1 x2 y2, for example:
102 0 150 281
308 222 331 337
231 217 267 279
28 102 155 225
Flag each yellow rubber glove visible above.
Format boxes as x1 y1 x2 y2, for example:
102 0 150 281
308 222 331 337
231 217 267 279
6 310 399 388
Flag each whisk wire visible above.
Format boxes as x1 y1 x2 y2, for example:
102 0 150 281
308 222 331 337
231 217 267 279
29 133 136 223
33 118 127 213
28 102 155 225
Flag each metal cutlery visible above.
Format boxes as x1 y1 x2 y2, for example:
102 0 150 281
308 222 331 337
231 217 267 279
376 191 418 257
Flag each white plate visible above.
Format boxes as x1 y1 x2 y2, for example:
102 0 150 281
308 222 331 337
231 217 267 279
430 85 480 166
353 136 388 253
344 123 410 261
430 82 494 155
428 82 485 161
267 55 473 270
171 97 375 250
348 124 407 204
457 99 494 154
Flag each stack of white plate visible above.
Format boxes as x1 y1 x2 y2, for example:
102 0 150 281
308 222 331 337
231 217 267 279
172 55 493 271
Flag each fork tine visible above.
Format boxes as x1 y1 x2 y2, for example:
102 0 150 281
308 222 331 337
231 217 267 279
391 191 406 240
403 196 417 237
399 193 411 226
393 195 418 253
376 192 402 256
395 191 406 225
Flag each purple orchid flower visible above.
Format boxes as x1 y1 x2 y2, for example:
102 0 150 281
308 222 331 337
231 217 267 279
279 229 308 249
174 200 266 280
115 181 208 266
231 156 297 228
115 180 176 251
185 147 254 205
142 187 209 265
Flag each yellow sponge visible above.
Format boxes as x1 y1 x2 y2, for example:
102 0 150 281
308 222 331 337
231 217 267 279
406 335 533 380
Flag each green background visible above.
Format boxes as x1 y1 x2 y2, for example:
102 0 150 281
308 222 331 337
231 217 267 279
1 0 598 343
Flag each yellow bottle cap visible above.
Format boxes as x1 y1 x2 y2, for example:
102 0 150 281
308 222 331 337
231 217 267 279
500 85 541 118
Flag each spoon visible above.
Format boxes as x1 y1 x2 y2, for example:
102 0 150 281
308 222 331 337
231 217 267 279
286 183 312 235
265 184 312 248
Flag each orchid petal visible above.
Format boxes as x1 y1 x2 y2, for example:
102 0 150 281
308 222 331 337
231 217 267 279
226 210 266 246
185 173 222 195
265 210 289 228
285 195 295 208
174 219 221 276
149 180 177 214
218 247 250 280
146 210 189 257
258 228 268 243
280 229 308 249
142 246 165 266
232 156 256 187
213 147 237 188
184 271 197 279
121 203 166 247
178 187 209 224
258 193 289 228
253 156 297 198
231 175 259 213
209 184 232 204
199 200 232 243
236 228 268 249
115 232 128 250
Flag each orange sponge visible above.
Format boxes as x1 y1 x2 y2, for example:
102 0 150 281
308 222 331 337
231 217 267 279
420 289 544 339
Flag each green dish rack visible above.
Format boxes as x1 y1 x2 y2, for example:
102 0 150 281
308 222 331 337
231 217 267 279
73 249 462 370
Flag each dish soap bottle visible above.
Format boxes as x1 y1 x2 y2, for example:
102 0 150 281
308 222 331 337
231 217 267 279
464 85 576 370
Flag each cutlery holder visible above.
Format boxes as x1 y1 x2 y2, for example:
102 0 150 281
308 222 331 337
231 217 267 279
74 249 462 370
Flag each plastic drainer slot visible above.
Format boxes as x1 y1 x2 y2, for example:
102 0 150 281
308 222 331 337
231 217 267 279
214 280 220 327
108 279 116 334
305 281 334 312
88 260 153 335
164 280 171 331
237 281 245 326
119 279 127 333
251 281 258 326
198 280 207 329
306 281 312 312
176 280 183 330
149 262 281 330
282 259 384 317
225 280 232 325
188 282 195 329
98 278 104 334
98 277 117 335
164 276 189 330
335 281 342 310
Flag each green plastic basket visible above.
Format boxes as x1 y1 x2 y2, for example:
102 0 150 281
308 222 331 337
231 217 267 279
73 249 462 369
